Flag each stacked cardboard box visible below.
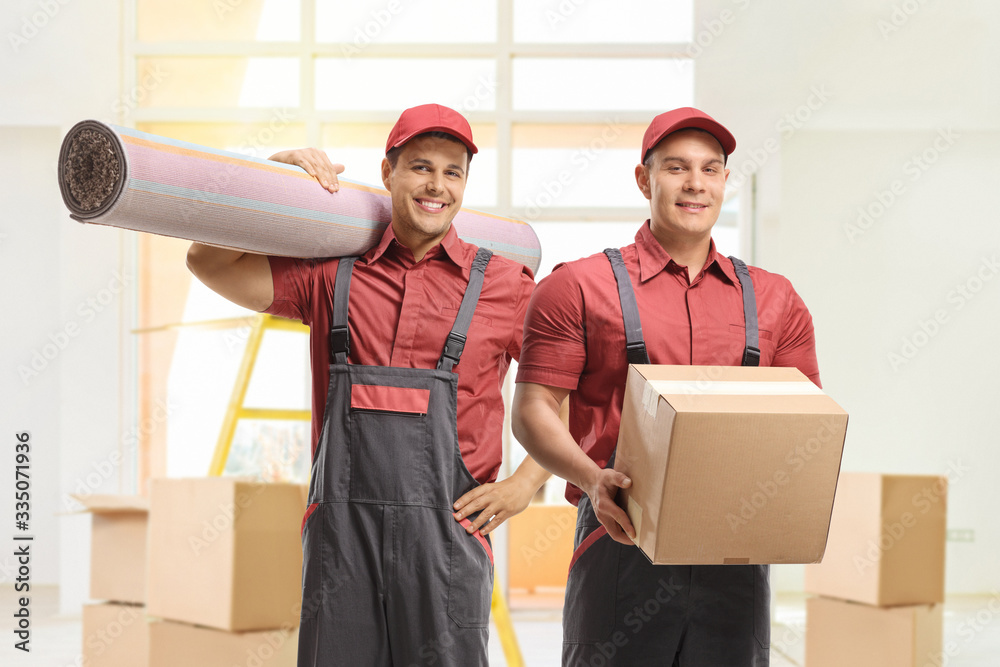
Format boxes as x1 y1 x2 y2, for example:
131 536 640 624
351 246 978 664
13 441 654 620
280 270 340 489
75 495 151 667
78 479 306 666
804 473 947 667
509 504 577 594
145 478 306 666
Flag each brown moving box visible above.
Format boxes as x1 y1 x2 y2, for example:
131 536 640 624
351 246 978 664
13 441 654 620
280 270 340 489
805 472 947 606
74 495 149 604
147 478 306 632
149 619 298 667
805 596 942 667
82 603 150 667
509 504 577 593
614 365 848 564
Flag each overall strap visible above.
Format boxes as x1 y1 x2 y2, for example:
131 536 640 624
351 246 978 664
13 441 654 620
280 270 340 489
329 257 358 365
604 248 651 365
728 256 761 367
601 249 648 477
438 247 494 372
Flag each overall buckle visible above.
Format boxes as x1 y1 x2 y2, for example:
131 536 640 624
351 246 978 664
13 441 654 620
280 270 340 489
626 340 649 365
742 345 761 367
329 326 350 356
440 331 467 367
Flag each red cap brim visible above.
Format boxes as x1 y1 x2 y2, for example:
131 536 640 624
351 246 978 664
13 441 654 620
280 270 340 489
642 108 736 163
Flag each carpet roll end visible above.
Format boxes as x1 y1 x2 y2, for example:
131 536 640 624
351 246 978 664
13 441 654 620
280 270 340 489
58 120 127 220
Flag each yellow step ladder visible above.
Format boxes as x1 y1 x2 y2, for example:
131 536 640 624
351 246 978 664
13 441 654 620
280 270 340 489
206 313 525 667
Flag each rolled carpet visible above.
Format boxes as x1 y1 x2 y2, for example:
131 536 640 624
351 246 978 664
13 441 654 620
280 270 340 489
58 120 541 273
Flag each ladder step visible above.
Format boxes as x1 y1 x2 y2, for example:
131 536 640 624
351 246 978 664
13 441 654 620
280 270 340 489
238 408 311 421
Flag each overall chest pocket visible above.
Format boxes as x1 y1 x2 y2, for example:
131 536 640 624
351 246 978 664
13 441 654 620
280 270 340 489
348 384 432 504
728 324 776 366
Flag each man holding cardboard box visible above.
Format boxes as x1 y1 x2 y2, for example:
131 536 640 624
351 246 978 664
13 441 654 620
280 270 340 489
187 104 548 666
512 108 821 665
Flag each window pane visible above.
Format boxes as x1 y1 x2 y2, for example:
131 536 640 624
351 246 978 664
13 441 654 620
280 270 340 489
137 0 300 42
531 221 643 278
315 59 496 111
316 0 497 44
167 285 310 478
513 58 693 111
245 330 310 411
512 123 647 211
513 148 640 211
136 123 307 154
136 58 299 109
514 0 692 43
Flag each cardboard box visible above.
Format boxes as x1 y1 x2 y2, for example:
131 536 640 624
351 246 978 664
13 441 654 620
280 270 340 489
149 619 298 667
614 365 848 564
74 495 149 604
509 504 577 593
82 603 150 667
805 472 947 606
147 478 306 631
805 596 942 667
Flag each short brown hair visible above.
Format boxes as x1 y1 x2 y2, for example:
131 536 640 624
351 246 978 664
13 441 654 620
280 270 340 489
385 131 474 170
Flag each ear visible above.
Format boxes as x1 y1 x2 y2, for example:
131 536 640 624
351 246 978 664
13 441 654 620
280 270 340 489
635 163 652 201
381 157 392 191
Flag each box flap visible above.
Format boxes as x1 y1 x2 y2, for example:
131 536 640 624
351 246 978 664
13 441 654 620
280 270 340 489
635 364 846 416
72 494 149 514
633 364 808 383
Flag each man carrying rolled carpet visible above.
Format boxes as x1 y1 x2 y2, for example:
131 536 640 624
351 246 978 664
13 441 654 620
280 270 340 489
187 103 548 666
511 107 821 666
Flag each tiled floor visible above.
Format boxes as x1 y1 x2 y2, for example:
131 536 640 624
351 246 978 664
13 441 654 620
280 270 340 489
6 586 1000 665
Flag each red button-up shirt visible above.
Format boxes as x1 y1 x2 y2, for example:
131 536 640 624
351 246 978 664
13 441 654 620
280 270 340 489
516 221 820 505
266 224 535 484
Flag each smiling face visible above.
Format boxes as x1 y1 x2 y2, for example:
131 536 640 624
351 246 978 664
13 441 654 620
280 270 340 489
381 134 469 258
635 128 729 247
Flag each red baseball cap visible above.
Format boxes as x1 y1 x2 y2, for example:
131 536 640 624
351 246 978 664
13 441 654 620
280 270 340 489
641 107 736 163
385 103 478 155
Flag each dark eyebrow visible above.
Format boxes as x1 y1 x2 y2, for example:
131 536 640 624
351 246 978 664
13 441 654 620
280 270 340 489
407 157 466 175
660 156 724 167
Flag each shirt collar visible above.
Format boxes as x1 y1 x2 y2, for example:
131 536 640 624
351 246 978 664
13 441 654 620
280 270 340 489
362 223 474 277
437 224 475 277
363 223 398 265
635 220 739 287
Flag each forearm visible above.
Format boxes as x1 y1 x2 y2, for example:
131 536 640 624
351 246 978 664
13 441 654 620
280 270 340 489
512 384 600 492
507 455 551 496
513 383 635 542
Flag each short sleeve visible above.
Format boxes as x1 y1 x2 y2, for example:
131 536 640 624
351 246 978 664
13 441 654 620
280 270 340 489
772 278 822 388
265 256 318 325
506 266 536 363
516 263 587 390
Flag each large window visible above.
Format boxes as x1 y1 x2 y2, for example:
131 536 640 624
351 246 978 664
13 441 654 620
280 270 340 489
126 0 730 489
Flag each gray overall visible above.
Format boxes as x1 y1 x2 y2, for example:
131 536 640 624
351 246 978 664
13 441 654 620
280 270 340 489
298 249 495 667
562 249 770 667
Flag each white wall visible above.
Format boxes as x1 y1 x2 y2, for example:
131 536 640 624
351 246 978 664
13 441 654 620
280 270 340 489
0 127 65 594
776 130 1000 594
0 0 126 615
694 0 1000 592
